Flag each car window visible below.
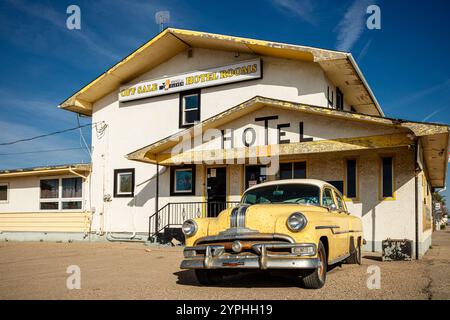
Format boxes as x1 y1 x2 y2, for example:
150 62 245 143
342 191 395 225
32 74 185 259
241 184 320 205
322 188 335 208
334 191 345 212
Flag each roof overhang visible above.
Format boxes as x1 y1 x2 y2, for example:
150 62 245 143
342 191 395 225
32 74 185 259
59 28 383 116
0 164 91 179
126 96 449 187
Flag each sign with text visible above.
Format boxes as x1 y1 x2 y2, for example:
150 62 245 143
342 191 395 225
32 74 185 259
119 59 262 102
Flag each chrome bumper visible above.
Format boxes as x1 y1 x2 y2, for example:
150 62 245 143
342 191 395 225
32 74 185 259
180 243 320 270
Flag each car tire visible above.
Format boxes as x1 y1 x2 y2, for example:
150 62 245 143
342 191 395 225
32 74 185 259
300 241 327 289
194 269 223 285
346 239 362 265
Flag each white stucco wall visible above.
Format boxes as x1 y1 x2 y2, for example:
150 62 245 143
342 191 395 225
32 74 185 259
89 47 344 234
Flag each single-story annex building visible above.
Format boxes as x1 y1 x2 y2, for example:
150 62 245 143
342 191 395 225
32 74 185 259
0 28 448 258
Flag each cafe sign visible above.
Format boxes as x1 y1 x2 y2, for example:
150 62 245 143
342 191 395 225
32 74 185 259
119 59 262 102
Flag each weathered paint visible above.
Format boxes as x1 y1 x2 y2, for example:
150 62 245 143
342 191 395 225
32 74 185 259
154 133 412 166
184 198 363 263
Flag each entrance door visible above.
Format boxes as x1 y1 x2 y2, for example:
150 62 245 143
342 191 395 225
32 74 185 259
206 167 227 217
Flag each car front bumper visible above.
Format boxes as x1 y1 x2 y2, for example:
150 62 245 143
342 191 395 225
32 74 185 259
180 243 320 270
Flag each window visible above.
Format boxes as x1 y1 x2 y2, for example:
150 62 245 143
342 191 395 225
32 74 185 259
40 177 83 210
345 159 358 199
180 90 200 127
170 166 195 196
381 157 394 198
62 178 82 209
241 184 320 205
327 180 344 194
327 86 334 107
114 169 135 198
0 183 9 202
334 191 346 212
322 188 335 208
245 165 267 189
336 87 344 110
278 162 306 180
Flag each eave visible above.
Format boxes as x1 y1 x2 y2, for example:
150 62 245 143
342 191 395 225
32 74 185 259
59 28 382 116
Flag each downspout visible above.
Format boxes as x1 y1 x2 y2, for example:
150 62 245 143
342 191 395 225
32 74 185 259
414 140 419 260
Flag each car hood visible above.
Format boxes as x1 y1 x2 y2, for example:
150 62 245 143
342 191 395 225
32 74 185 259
207 203 328 236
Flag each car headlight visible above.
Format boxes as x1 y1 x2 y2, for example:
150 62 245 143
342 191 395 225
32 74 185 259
182 219 197 237
286 212 307 232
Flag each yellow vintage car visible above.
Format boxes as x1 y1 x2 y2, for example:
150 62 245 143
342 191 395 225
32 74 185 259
180 179 364 289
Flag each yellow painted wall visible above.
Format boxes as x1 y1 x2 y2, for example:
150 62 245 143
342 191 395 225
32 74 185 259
0 212 92 233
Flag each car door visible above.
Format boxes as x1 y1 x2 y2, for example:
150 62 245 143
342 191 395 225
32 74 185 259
332 190 351 257
321 188 350 261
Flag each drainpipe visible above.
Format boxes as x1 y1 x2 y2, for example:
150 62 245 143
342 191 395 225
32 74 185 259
414 140 419 260
68 167 89 180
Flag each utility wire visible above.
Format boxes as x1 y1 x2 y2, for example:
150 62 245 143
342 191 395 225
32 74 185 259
0 147 86 156
0 123 92 146
0 121 105 147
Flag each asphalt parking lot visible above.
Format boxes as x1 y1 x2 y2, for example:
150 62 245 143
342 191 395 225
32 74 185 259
0 230 449 300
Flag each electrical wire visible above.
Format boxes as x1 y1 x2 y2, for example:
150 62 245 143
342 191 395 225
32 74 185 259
0 123 92 146
77 114 92 159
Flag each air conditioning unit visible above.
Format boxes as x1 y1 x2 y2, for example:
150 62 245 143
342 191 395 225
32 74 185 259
382 238 413 261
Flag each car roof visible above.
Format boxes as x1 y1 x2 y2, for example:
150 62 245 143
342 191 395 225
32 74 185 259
245 179 343 196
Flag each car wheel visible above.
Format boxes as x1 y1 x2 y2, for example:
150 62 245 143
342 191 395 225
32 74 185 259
346 239 362 265
300 241 327 289
194 269 223 285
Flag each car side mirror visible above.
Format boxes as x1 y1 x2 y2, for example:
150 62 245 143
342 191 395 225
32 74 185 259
329 203 337 211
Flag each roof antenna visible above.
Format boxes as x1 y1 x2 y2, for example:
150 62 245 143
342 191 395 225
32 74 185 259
155 11 170 32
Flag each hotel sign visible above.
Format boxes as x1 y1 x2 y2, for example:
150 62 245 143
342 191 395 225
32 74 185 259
119 59 262 102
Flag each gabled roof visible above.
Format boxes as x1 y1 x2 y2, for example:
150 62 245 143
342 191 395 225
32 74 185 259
59 28 383 116
126 96 449 187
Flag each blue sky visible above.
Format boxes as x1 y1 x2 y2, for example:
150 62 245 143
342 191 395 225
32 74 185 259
0 0 449 194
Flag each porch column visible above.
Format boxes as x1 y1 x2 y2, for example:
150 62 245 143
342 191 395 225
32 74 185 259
154 163 159 238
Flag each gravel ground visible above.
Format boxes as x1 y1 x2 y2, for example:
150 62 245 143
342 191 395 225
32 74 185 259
0 230 448 300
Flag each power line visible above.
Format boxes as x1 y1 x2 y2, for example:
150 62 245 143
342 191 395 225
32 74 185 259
0 123 98 146
0 147 86 156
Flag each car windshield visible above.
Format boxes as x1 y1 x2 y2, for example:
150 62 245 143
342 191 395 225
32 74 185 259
241 183 321 205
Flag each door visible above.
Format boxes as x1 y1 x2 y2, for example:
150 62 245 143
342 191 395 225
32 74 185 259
206 167 227 217
245 165 267 189
322 188 350 261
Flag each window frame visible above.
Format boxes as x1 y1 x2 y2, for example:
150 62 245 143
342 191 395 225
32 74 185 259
277 160 307 180
113 168 135 198
336 87 344 110
321 187 336 209
379 155 396 200
170 165 196 196
333 189 347 213
0 182 9 203
344 158 359 201
39 176 84 211
179 89 201 128
327 86 334 107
